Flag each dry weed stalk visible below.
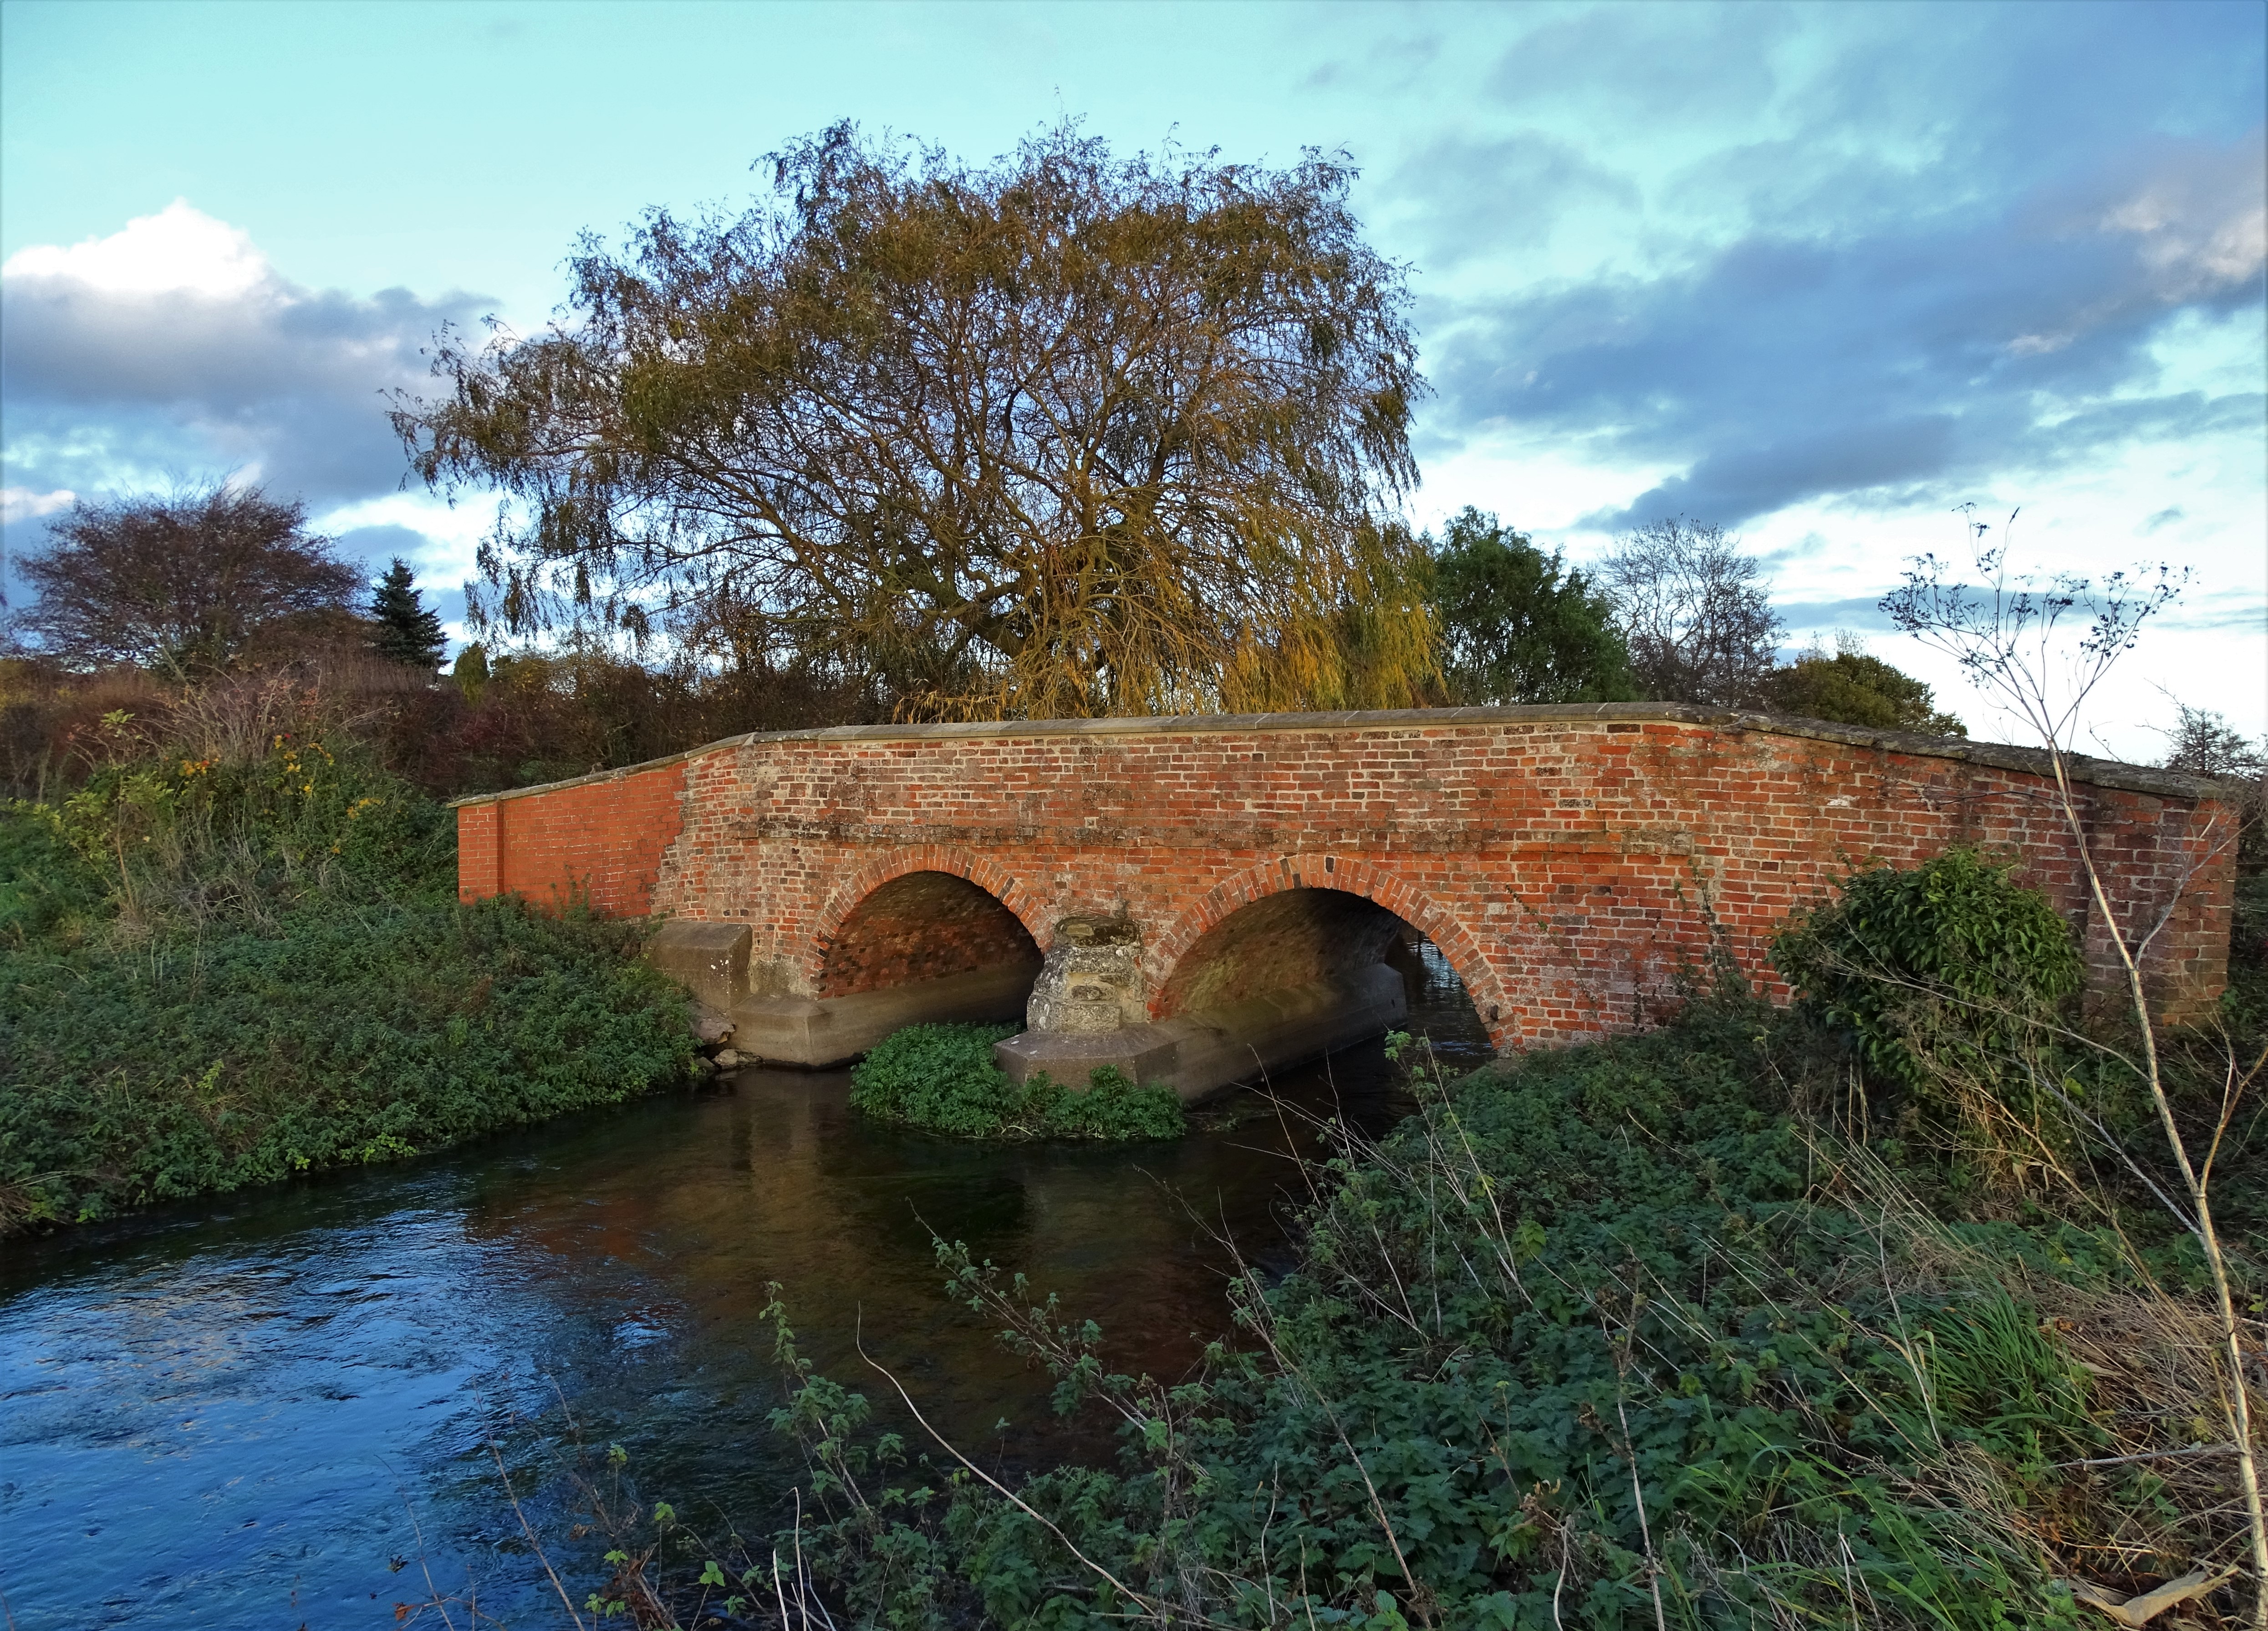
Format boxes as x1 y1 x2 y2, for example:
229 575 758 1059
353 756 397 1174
1886 518 2264 1622
1816 1135 2264 1619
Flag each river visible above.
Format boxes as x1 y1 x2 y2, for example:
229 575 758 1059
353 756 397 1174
0 945 1488 1630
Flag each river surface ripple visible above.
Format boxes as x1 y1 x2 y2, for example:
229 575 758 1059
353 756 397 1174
0 946 1488 1630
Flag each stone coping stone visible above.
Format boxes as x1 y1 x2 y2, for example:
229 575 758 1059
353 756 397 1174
449 703 2226 810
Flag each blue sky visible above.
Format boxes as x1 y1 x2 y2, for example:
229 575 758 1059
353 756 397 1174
3 0 2262 756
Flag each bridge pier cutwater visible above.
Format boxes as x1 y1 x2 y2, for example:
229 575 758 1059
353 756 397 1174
452 705 2237 1105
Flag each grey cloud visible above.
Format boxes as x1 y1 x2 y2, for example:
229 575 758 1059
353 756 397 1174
2163 588 2268 634
0 265 487 508
1301 30 1441 94
334 523 443 570
1431 128 2265 532
1398 2 2264 534
1771 594 1904 635
1385 130 1640 263
1585 417 1960 533
1483 6 1795 130
1755 531 1830 567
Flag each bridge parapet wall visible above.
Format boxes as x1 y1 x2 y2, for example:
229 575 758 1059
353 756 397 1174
453 706 2234 1050
454 758 687 916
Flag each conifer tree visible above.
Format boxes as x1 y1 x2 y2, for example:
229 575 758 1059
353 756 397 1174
368 558 447 670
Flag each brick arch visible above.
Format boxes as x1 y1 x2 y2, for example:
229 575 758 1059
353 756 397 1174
1142 854 1506 1040
805 845 1049 989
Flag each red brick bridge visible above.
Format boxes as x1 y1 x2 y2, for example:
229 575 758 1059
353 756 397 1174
453 705 2234 1099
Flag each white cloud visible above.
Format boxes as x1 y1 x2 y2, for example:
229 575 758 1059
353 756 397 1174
0 486 75 526
1 199 270 299
2099 144 2268 301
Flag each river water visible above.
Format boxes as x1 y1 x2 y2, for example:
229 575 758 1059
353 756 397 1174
0 947 1488 1630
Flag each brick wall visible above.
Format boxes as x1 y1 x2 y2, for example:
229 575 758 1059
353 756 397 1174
456 799 502 903
455 706 2235 1047
457 759 687 916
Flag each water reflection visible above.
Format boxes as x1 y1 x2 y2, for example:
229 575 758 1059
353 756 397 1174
0 944 1488 1629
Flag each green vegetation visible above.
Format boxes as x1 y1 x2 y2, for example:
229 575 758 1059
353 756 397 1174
1772 847 2095 1174
588 1001 2256 1627
553 858 2260 1630
749 1009 2258 1627
850 1022 1186 1142
1764 642 1967 735
0 722 694 1233
368 556 449 670
1427 508 1636 706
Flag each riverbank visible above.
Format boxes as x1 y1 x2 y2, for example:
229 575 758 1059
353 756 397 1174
563 876 2267 1630
0 729 695 1234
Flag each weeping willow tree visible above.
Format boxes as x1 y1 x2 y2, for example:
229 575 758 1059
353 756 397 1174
392 122 1435 720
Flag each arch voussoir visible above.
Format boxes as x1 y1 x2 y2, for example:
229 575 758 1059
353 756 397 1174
1140 853 1504 1026
806 845 1049 987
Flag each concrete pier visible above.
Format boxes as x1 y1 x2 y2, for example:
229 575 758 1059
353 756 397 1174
730 961 1040 1069
995 962 1408 1102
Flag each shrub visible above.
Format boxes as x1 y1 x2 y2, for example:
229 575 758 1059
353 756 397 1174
850 1023 1185 1141
1763 645 1966 735
1772 849 2090 1169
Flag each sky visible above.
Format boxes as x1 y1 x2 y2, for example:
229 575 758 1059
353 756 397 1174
2 0 2262 759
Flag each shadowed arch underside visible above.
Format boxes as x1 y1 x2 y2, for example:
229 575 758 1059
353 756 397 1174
819 870 1040 998
1142 854 1507 1037
1151 888 1405 1020
729 868 1041 1067
998 879 1487 1104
